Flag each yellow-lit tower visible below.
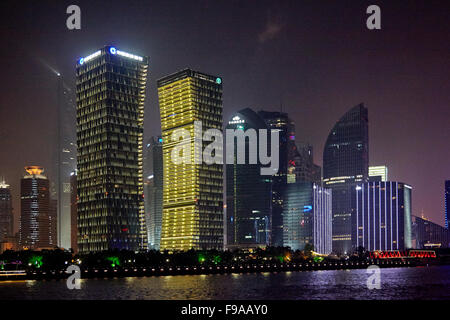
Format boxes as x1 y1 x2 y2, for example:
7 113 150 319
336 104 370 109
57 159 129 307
158 69 223 251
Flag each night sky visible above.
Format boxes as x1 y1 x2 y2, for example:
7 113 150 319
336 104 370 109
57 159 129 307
0 0 449 233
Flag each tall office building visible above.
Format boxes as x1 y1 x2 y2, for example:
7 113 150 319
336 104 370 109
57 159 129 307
226 108 272 248
70 170 78 253
369 165 388 182
158 69 223 251
291 143 322 185
412 215 449 249
19 166 53 250
144 136 163 250
352 181 412 251
323 103 369 255
445 180 449 229
76 46 149 253
282 182 332 254
0 181 13 242
257 110 297 247
49 198 58 247
55 75 77 250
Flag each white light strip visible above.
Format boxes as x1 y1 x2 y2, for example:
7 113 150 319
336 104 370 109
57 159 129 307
385 182 387 250
116 50 143 61
396 182 399 249
362 183 365 248
79 50 101 64
356 185 359 248
390 182 393 251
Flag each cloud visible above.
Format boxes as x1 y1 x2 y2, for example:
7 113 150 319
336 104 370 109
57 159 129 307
258 19 283 43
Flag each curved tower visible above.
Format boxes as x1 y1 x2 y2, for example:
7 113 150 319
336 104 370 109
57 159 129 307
323 103 368 255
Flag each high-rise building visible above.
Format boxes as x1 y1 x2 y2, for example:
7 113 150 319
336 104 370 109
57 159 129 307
19 166 53 250
282 182 332 254
49 198 58 247
226 108 272 248
445 180 449 229
158 69 223 251
144 136 163 250
291 143 322 185
70 170 78 253
55 75 77 250
0 181 13 242
412 215 449 249
369 165 388 182
323 103 369 255
257 111 297 247
76 46 149 253
352 181 412 251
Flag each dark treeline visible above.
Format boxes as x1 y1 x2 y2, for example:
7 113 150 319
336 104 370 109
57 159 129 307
0 245 376 271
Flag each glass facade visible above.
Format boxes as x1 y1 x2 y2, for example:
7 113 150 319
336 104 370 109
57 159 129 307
56 75 77 250
257 111 296 247
323 103 369 254
226 108 272 248
445 180 449 229
369 165 388 182
412 215 449 248
0 181 13 242
76 46 149 253
144 136 163 250
353 181 412 251
158 69 223 251
282 182 332 254
19 167 52 250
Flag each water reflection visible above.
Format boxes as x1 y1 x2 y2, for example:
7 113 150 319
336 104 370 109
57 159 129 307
0 266 448 300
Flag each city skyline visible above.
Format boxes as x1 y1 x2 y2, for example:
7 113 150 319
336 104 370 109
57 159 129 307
0 0 449 236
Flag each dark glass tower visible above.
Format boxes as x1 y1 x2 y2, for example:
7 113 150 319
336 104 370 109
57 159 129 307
0 181 13 242
445 180 449 229
226 108 272 248
323 103 369 255
76 46 149 253
144 136 163 250
257 111 296 247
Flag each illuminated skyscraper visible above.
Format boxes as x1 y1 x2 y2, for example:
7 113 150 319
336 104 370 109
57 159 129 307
323 103 369 255
445 180 449 229
353 181 412 251
369 165 388 182
144 136 163 250
282 182 332 254
49 198 58 247
158 69 223 251
19 166 53 250
56 75 77 250
257 111 296 247
0 180 13 242
70 170 78 253
226 108 272 248
76 46 149 253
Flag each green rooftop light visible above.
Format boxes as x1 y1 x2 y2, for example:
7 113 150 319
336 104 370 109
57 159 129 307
216 77 222 84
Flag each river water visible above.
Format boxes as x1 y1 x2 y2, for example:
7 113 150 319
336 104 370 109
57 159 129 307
0 265 449 300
